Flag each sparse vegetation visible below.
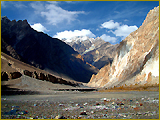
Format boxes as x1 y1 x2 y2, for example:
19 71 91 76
98 83 159 92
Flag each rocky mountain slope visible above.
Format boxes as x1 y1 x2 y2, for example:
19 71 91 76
83 42 119 69
64 36 118 69
1 17 98 83
87 6 159 88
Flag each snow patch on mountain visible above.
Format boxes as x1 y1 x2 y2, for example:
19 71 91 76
82 44 95 55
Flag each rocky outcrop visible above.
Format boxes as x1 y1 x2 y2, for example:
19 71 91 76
1 52 82 87
1 69 81 87
87 6 159 88
24 70 33 77
24 70 81 86
1 17 98 83
9 72 22 79
1 71 22 80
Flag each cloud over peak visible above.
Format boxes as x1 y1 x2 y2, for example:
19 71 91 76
53 29 96 40
31 23 49 32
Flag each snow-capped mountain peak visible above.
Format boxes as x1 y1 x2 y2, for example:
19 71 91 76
64 36 95 43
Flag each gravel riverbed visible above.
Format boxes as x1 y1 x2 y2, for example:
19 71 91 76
1 91 159 119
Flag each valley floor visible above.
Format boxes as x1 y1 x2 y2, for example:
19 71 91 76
1 91 159 119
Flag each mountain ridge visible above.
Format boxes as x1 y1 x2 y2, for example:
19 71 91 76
1 16 98 83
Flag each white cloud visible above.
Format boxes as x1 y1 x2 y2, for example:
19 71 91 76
53 29 96 40
30 2 85 26
100 20 138 40
100 34 117 43
113 25 138 38
31 23 49 32
41 4 85 25
101 20 120 29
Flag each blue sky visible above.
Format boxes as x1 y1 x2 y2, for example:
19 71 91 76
1 1 159 44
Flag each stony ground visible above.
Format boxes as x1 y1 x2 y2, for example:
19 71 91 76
1 91 159 119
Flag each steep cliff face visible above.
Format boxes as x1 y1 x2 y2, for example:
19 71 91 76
87 6 159 88
1 17 98 83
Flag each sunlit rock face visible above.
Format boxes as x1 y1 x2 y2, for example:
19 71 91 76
87 6 159 88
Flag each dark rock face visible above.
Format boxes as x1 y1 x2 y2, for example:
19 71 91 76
1 71 9 81
1 38 23 61
1 17 98 82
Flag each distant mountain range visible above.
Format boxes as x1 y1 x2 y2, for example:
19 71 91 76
63 36 118 69
1 16 98 83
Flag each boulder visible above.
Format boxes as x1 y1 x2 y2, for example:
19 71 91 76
9 72 22 79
